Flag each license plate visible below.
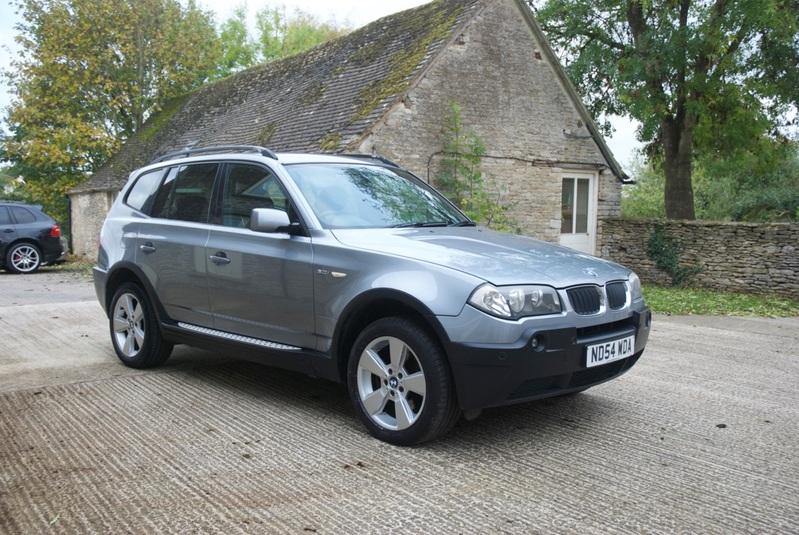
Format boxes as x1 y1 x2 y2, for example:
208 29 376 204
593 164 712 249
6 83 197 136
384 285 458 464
586 335 635 368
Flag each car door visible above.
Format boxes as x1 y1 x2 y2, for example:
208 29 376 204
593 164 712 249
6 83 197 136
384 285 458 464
135 163 218 327
205 162 315 349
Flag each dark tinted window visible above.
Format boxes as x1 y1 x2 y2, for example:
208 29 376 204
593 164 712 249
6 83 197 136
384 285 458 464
126 169 166 213
150 163 218 223
219 164 286 227
0 207 11 225
9 206 38 224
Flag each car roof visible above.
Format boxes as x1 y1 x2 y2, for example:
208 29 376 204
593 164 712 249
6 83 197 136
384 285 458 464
140 150 397 172
0 200 43 209
276 153 397 167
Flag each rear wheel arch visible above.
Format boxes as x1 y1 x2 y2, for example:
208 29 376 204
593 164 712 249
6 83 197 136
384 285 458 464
104 264 165 320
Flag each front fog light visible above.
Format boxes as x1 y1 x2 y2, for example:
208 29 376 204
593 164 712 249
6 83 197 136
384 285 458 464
530 334 546 352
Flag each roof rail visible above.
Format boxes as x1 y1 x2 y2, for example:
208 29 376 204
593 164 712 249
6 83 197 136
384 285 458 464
338 153 401 168
150 145 278 164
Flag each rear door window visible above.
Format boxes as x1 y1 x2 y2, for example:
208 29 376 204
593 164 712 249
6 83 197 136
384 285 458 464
150 163 219 223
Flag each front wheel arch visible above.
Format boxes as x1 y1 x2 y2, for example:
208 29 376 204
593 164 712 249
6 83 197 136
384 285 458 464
332 290 452 383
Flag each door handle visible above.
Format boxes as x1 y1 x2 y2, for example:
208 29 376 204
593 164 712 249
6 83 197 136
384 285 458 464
209 252 231 265
140 242 156 254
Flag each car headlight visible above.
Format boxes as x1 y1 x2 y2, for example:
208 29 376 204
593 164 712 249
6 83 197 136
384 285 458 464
628 271 643 301
468 284 562 319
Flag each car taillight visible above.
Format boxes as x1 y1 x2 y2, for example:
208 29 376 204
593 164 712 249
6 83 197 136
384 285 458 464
51 225 61 237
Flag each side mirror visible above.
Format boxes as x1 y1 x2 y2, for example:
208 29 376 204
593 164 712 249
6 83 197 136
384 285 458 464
250 208 291 233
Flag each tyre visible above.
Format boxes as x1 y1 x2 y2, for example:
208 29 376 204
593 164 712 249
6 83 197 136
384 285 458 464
6 243 41 274
109 282 173 368
348 317 460 446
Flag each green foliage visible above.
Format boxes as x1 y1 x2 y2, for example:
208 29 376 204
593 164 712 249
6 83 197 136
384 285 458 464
0 166 33 203
2 0 220 223
256 5 350 63
694 141 799 222
646 224 702 286
621 155 666 219
643 286 799 318
210 4 350 78
623 142 799 222
533 0 799 220
435 102 521 232
212 5 258 80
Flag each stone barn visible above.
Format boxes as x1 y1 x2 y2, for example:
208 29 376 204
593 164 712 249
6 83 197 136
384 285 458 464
69 0 627 258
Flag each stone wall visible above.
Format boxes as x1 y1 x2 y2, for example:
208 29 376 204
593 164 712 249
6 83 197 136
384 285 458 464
600 218 799 300
70 190 116 259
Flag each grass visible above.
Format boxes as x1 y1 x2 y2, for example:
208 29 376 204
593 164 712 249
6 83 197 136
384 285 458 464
643 286 799 318
50 255 94 278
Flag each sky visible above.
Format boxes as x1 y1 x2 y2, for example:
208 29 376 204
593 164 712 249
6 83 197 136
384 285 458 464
0 0 640 165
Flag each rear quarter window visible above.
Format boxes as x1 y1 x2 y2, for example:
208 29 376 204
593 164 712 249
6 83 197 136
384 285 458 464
9 206 38 224
125 169 167 213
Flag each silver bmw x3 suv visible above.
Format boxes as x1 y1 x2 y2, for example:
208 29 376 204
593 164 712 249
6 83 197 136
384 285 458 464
94 146 651 445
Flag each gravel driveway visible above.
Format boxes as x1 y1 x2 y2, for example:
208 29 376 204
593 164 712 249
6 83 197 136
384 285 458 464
1 267 798 533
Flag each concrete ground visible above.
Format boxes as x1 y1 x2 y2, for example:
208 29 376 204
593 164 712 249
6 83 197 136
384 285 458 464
1 267 798 534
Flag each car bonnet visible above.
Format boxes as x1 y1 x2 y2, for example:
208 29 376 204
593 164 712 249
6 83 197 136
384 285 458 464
329 227 631 288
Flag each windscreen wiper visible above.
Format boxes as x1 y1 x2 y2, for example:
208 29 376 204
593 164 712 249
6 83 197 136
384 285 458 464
391 221 449 228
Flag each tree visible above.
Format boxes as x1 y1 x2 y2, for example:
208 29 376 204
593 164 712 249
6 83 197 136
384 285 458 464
0 165 32 203
436 101 521 232
620 154 666 219
2 0 220 223
693 141 799 222
533 0 799 220
213 5 258 79
256 5 350 62
622 141 799 222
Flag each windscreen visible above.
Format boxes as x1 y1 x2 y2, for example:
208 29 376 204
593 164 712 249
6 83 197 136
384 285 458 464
285 163 470 229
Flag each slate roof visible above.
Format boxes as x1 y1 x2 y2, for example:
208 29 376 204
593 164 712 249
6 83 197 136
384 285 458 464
72 0 488 194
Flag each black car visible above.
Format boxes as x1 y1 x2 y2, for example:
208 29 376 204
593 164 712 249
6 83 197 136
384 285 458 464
0 201 67 274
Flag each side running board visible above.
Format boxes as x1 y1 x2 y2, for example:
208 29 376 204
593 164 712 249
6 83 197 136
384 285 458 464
177 322 301 351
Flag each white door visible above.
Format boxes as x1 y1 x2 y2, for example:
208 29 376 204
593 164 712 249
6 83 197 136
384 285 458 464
559 172 597 254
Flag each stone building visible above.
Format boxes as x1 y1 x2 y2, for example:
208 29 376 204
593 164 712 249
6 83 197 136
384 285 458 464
69 0 628 257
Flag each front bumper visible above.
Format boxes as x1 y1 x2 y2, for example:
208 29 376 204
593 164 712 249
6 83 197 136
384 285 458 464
443 308 651 411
